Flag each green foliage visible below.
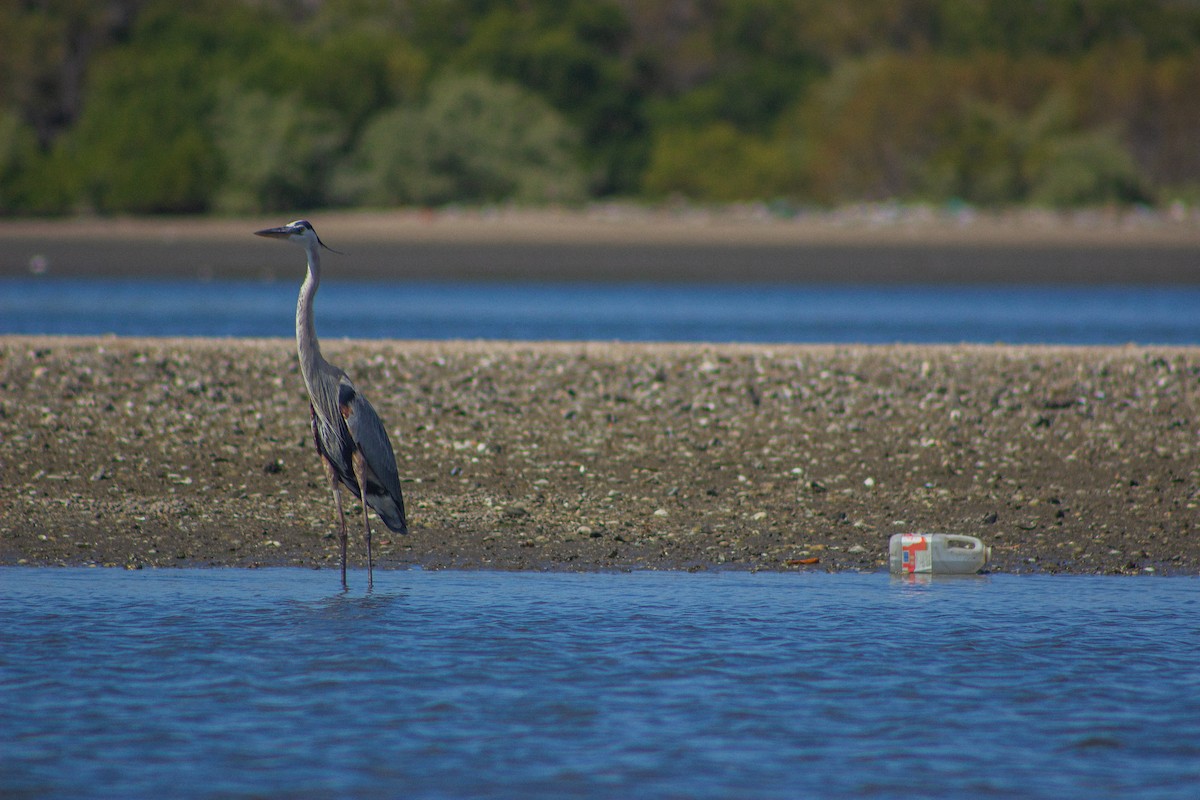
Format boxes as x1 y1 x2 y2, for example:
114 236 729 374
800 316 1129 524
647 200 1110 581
332 74 586 206
688 0 820 130
0 109 39 212
31 0 278 213
792 52 1154 206
923 93 1146 206
0 106 79 214
643 122 802 202
3 0 1200 213
0 0 140 147
58 47 222 213
1028 128 1146 207
211 85 345 214
930 0 1200 58
452 1 645 194
238 27 429 139
792 54 969 202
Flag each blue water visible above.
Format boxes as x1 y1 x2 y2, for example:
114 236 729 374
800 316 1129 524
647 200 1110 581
3 278 1199 343
2 569 1198 799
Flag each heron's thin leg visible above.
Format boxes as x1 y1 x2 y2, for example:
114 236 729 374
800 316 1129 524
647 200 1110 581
363 503 373 591
352 450 373 590
324 457 348 589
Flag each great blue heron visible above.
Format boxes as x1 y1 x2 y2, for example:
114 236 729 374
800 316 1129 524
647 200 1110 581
254 219 407 588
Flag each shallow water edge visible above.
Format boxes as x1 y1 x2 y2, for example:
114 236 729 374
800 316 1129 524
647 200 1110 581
3 567 1199 800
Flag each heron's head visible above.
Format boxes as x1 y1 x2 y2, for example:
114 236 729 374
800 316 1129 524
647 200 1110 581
254 219 342 253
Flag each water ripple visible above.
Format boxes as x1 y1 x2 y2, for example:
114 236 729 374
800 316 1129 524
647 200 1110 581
4 279 1200 344
2 569 1198 799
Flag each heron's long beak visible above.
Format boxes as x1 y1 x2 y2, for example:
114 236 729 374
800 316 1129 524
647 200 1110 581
254 225 299 239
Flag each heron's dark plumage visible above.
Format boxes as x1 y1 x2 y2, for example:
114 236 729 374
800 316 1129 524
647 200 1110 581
311 398 408 534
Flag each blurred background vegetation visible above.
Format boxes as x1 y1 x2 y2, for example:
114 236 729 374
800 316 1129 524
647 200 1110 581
2 0 1200 215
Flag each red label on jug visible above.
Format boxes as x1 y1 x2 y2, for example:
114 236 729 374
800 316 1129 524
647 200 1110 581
901 534 932 574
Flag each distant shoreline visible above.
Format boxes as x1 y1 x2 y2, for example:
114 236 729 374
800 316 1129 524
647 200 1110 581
2 206 1199 284
4 204 1200 245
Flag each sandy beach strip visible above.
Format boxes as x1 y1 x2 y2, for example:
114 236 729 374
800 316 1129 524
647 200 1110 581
1 335 1196 575
3 207 1200 282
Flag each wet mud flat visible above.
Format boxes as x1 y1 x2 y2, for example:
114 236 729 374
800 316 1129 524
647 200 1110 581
1 336 1196 575
3 207 1200 283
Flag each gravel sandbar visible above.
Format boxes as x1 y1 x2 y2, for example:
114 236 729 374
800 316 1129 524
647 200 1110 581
1 336 1196 575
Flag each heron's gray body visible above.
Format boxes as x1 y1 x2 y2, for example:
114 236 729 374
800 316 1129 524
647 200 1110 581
256 219 407 586
309 380 407 532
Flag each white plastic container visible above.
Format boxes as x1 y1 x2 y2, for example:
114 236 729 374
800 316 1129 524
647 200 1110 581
889 533 990 575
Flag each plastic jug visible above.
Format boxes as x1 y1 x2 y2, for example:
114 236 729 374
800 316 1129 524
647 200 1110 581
889 533 990 575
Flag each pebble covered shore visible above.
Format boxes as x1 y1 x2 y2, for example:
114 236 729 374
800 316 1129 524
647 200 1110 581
1 335 1197 575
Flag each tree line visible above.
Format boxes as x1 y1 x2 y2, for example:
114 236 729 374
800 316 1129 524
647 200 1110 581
2 0 1200 215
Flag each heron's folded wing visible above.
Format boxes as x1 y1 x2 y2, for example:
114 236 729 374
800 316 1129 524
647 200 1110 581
339 379 407 531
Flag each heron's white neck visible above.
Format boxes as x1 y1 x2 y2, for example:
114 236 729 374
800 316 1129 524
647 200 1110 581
295 241 327 390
